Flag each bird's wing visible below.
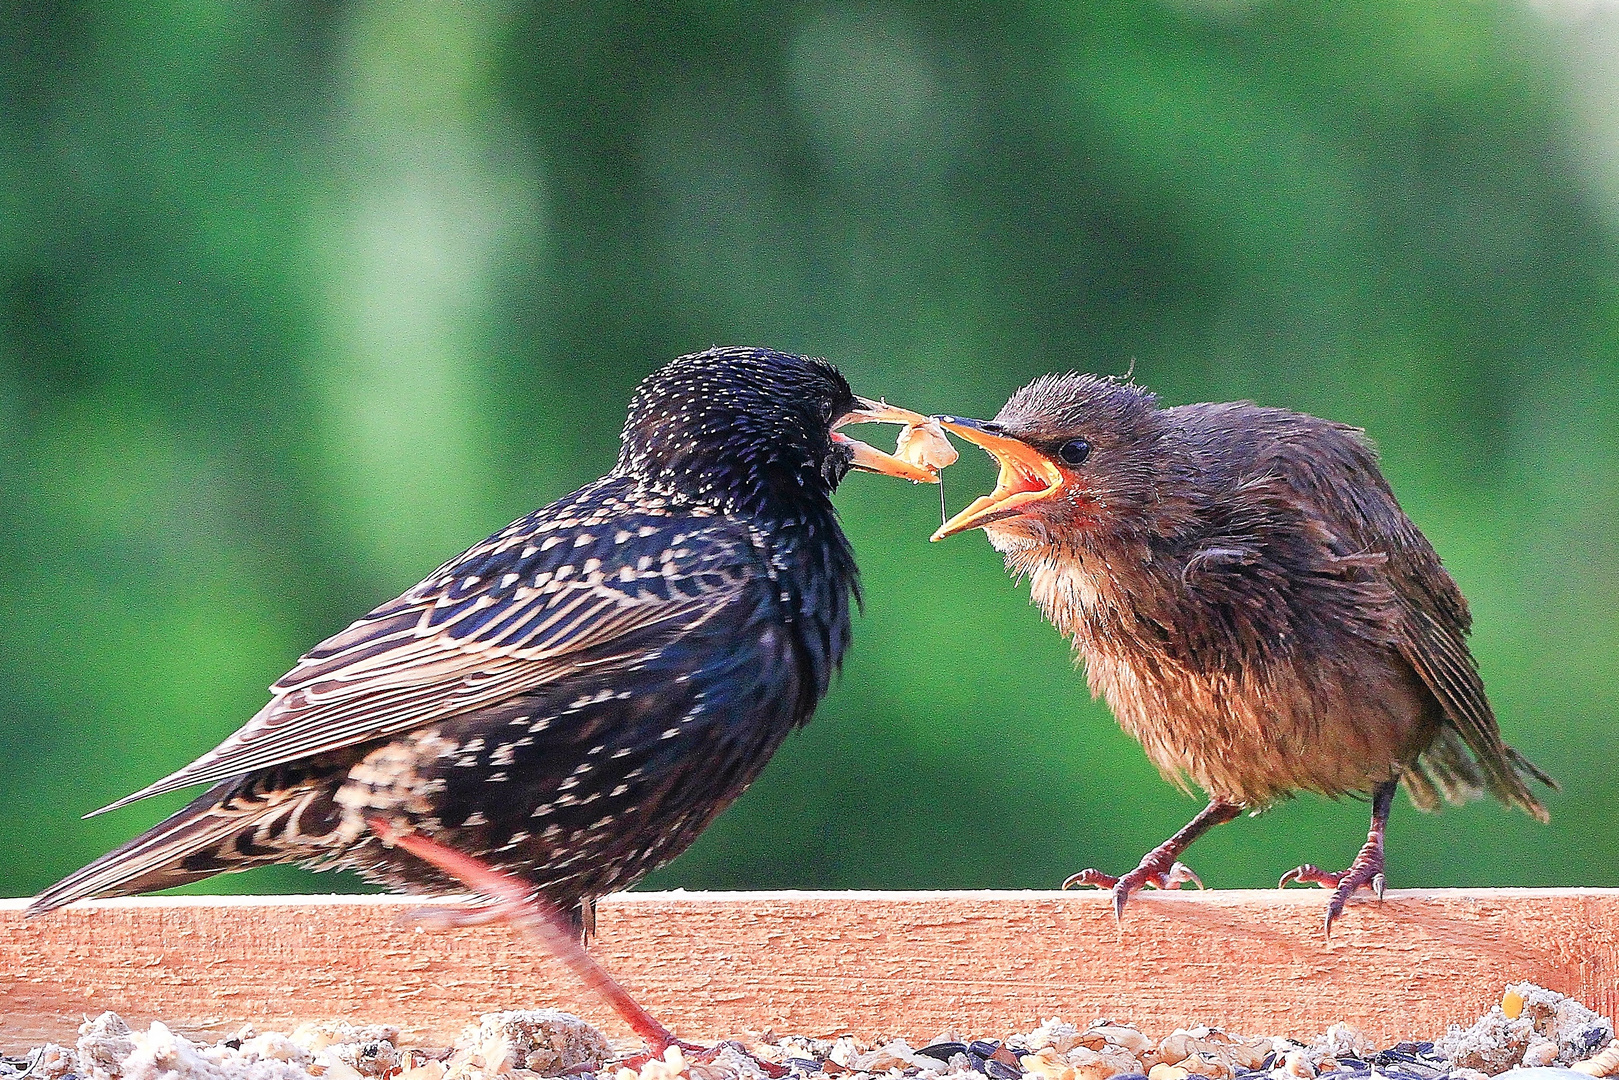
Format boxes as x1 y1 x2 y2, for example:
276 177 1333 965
92 479 761 815
1296 430 1550 811
1178 453 1401 654
1383 524 1553 817
1207 410 1551 815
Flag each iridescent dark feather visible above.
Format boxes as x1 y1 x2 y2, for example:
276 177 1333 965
30 347 866 929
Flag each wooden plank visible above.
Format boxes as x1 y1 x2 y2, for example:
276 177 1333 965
2 890 1616 1053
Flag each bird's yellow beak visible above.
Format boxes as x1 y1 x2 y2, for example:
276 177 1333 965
930 416 1065 540
833 397 942 484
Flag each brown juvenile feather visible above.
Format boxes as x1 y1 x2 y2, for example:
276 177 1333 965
979 376 1552 816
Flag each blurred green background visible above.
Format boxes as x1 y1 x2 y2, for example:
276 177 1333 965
3 0 1616 903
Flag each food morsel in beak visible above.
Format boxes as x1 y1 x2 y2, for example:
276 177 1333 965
894 417 959 474
833 397 947 484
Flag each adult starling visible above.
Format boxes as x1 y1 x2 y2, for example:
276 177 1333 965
930 373 1554 934
30 346 937 1051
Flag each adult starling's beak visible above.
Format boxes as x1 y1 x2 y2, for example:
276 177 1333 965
929 416 1065 540
832 397 942 484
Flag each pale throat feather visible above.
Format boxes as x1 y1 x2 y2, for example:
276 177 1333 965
989 527 1211 786
991 527 1127 656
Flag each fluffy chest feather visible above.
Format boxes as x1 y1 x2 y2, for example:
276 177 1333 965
1004 537 1433 806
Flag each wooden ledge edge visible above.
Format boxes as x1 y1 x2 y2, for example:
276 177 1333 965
6 886 1619 911
3 888 1616 1050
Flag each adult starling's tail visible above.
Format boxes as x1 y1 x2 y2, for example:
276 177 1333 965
27 772 341 917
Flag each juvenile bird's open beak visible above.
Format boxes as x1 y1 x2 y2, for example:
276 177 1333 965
832 397 941 484
930 416 1065 540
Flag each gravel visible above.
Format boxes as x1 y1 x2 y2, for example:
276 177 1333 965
4 985 1614 1080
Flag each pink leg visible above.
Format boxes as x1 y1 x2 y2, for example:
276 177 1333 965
1277 780 1396 937
367 818 683 1054
1063 800 1241 921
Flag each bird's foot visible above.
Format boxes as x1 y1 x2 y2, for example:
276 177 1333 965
616 1041 708 1070
1277 837 1386 937
1063 857 1204 922
1060 800 1237 923
1061 868 1121 891
366 818 691 1056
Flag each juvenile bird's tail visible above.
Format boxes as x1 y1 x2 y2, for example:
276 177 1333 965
1403 727 1556 822
1504 745 1559 811
27 772 341 917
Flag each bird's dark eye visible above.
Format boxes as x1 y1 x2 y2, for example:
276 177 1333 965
1058 438 1091 466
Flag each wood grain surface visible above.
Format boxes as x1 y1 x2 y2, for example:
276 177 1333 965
3 890 1616 1052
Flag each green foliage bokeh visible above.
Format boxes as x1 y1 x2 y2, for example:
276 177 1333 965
2 0 1616 901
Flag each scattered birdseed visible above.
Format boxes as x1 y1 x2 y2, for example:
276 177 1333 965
1572 1043 1619 1078
1439 986 1614 1072
9 985 1616 1080
455 1010 612 1078
75 1010 136 1080
292 1021 402 1078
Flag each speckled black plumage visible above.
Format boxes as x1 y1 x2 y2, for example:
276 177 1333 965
30 348 872 933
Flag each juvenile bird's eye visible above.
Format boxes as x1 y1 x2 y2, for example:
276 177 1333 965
1058 438 1091 466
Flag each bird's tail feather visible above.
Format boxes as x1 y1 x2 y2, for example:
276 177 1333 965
1473 741 1555 823
1404 727 1484 812
1405 728 1555 822
27 776 336 917
1507 745 1558 790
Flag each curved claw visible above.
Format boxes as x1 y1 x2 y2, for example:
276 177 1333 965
1060 868 1132 924
1312 857 1387 937
1278 863 1341 889
1158 861 1205 891
1067 861 1205 925
1062 868 1121 891
1323 879 1360 938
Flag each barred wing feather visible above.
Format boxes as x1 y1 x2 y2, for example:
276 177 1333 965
91 485 755 816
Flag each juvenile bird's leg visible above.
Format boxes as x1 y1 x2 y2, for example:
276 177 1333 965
1063 800 1242 921
367 819 686 1056
1277 779 1397 937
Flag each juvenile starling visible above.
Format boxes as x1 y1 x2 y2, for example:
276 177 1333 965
930 374 1554 934
30 346 937 1051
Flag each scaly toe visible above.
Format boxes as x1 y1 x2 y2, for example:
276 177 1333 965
1063 868 1121 891
1320 864 1384 937
1110 858 1199 921
1324 897 1345 938
1278 864 1342 889
1111 881 1134 923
